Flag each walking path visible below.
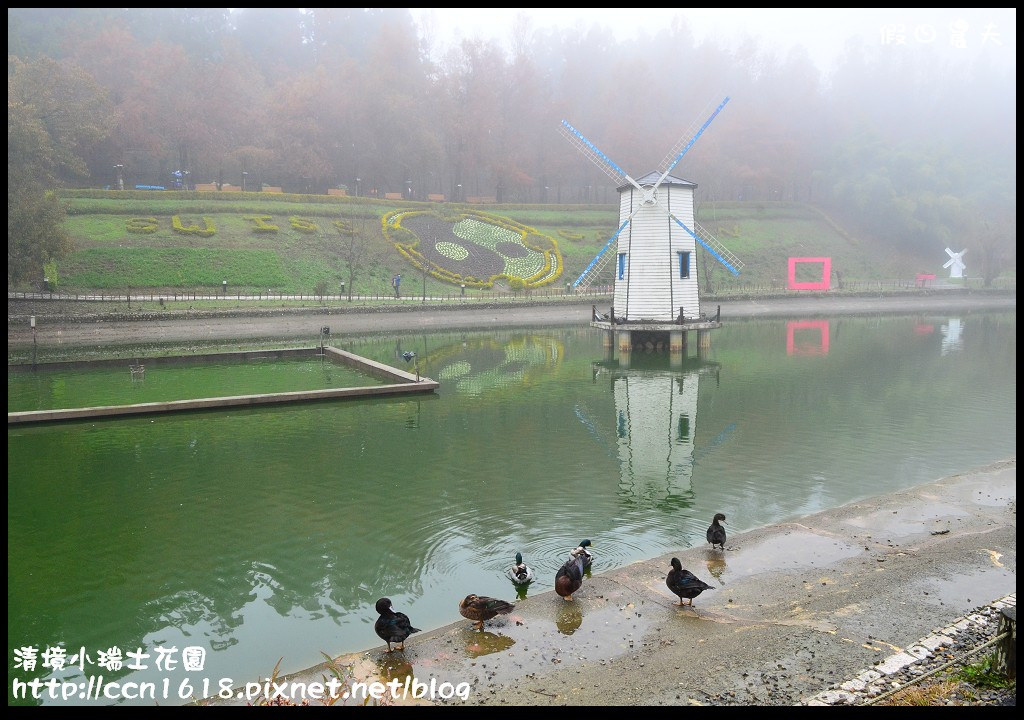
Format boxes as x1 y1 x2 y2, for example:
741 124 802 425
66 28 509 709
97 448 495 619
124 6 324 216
8 292 1015 350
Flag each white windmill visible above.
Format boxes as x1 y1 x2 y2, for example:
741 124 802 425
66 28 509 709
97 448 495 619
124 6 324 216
559 98 742 354
943 247 967 279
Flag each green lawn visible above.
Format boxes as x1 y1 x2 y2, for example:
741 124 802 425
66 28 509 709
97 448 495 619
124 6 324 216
29 191 937 295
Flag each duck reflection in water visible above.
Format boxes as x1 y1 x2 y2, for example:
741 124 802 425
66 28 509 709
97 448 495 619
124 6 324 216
704 554 727 584
464 631 516 658
556 604 584 635
376 653 414 685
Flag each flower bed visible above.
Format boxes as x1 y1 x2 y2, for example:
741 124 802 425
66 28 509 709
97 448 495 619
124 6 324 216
382 209 562 289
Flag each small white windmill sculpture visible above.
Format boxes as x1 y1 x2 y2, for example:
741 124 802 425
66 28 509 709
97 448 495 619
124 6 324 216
943 248 967 279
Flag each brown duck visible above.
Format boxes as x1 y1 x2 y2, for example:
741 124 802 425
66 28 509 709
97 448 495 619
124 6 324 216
555 547 586 601
458 594 515 630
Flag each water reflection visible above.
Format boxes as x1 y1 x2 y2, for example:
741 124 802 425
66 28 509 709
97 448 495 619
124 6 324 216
555 604 584 635
592 354 721 508
432 334 564 396
941 317 964 355
786 320 830 355
376 654 415 684
704 554 727 584
464 631 516 657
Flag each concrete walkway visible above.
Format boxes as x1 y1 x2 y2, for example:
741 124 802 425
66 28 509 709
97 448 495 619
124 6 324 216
9 293 1016 349
211 458 1015 706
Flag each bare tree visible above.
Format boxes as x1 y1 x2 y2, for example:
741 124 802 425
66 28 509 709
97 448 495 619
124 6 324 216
334 218 385 299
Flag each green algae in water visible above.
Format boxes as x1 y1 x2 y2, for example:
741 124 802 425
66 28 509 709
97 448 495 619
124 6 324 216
8 355 386 412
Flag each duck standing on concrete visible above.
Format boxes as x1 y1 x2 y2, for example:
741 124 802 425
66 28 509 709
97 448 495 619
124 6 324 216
555 547 586 601
666 558 715 606
374 597 421 652
459 594 516 630
706 513 727 550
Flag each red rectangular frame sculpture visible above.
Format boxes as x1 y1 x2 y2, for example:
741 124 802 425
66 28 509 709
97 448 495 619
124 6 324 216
788 257 832 291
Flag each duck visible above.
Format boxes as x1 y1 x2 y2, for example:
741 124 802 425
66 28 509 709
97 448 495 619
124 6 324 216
666 558 715 606
506 551 535 585
707 513 727 550
459 594 515 631
555 547 586 601
374 597 421 652
574 539 594 569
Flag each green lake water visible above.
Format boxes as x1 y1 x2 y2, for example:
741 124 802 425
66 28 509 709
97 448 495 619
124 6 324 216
7 311 1016 704
8 355 385 412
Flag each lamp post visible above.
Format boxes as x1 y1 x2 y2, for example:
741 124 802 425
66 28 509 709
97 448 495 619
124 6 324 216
115 164 124 191
406 178 412 200
31 315 37 368
355 177 361 197
401 351 419 382
241 171 248 192
456 184 462 203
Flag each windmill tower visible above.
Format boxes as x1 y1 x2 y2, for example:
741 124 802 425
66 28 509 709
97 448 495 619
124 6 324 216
944 247 967 279
559 98 742 356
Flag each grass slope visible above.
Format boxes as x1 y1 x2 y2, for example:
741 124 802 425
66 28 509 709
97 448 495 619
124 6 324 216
33 191 933 295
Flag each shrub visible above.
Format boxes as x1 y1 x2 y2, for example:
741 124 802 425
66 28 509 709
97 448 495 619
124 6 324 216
126 217 159 234
244 215 279 233
171 215 216 237
290 216 318 233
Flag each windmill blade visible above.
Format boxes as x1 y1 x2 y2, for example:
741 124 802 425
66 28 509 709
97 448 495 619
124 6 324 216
651 97 731 192
573 202 647 290
559 119 644 193
573 216 633 290
667 212 743 276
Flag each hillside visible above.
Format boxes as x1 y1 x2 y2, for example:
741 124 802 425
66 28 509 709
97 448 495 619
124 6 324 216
30 190 938 297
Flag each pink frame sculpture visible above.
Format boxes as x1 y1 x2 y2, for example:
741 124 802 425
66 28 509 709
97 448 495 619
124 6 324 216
786 320 830 356
787 257 832 291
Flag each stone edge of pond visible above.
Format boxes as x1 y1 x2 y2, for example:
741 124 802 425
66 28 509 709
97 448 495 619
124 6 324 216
802 593 1017 706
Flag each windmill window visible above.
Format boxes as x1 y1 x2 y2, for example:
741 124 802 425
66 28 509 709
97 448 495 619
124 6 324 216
678 251 691 279
677 414 690 442
617 253 627 280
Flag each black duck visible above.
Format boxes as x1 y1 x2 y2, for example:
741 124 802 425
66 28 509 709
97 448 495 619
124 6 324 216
666 558 715 606
707 513 727 550
374 597 421 652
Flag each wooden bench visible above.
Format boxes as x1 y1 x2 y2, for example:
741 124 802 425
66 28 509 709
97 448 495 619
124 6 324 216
384 192 404 200
262 186 283 194
220 184 240 192
466 196 497 204
327 188 347 196
194 183 219 192
427 193 446 202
